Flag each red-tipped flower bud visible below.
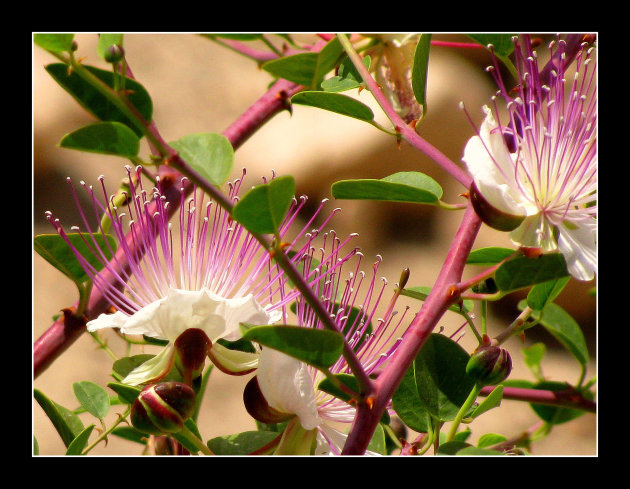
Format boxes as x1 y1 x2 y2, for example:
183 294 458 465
466 345 512 386
104 44 124 64
469 182 525 232
243 376 293 425
174 328 212 385
130 382 196 435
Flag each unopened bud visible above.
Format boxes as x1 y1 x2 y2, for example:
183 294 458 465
243 376 294 425
469 182 525 232
130 382 196 435
174 328 212 385
104 44 124 64
466 345 512 386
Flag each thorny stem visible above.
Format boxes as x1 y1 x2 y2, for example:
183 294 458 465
336 34 472 188
82 406 131 454
342 204 483 454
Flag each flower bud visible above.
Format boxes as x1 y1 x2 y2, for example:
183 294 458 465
104 44 124 64
469 182 525 232
466 345 512 386
243 376 294 425
130 382 196 435
174 328 212 385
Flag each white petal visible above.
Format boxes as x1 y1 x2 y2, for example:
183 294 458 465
121 344 175 386
208 342 259 374
86 310 129 332
213 293 278 342
557 220 597 281
257 348 321 431
315 425 381 456
510 213 557 251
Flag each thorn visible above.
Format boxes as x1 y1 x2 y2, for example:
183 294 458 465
408 119 419 129
446 285 459 301
519 331 526 342
459 192 470 199
365 396 376 410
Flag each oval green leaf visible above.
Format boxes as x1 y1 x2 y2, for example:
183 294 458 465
170 133 234 186
321 55 371 93
34 389 85 448
292 91 374 122
34 34 75 53
45 63 153 137
59 121 140 157
529 381 591 425
494 253 569 293
111 426 148 445
466 247 515 266
477 433 507 448
232 175 295 235
526 276 570 311
332 171 442 204
520 301 589 366
411 34 431 117
471 385 503 419
242 325 344 370
65 424 95 455
72 381 110 419
262 52 319 87
34 233 117 285
207 430 281 455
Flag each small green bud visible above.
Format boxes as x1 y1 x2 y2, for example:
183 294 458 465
104 44 124 64
466 345 512 386
469 182 525 232
130 382 196 435
243 376 294 425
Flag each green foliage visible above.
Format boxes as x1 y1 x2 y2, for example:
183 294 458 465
411 34 431 118
34 233 117 286
72 381 110 419
400 285 474 316
529 381 590 425
393 334 476 426
207 431 281 455
107 382 142 404
34 34 75 53
470 385 503 419
45 63 153 137
321 55 370 92
232 175 295 234
331 171 442 204
520 301 589 366
466 247 515 266
466 34 515 57
97 34 124 60
494 253 569 292
243 325 344 370
169 133 234 186
65 425 95 455
112 354 156 381
477 433 507 448
291 91 374 122
59 121 140 157
111 426 148 445
526 277 570 311
34 389 85 448
522 343 546 381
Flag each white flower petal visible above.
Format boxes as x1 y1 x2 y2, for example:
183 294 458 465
213 293 278 342
208 342 259 374
315 425 381 456
86 310 129 332
510 213 557 251
557 220 597 281
121 344 175 386
257 348 321 431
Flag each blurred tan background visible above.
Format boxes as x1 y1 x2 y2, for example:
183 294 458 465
33 33 596 455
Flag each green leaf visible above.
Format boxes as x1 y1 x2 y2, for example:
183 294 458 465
291 91 374 122
317 373 359 403
34 233 117 286
494 253 569 293
477 433 507 448
466 247 515 266
206 33 263 41
437 440 472 455
33 436 39 455
522 342 546 381
97 34 123 60
232 175 295 234
34 34 75 53
312 37 345 89
169 133 234 186
526 277 570 311
59 121 140 157
394 334 476 423
366 424 387 455
207 430 281 455
321 55 370 92
529 381 591 425
111 426 148 445
262 52 320 87
242 325 344 370
72 381 110 419
45 63 153 137
520 302 589 366
466 34 516 57
411 34 431 117
457 445 504 455
471 385 503 419
331 171 442 204
65 425 95 455
34 389 85 448
400 285 474 316
107 382 142 404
